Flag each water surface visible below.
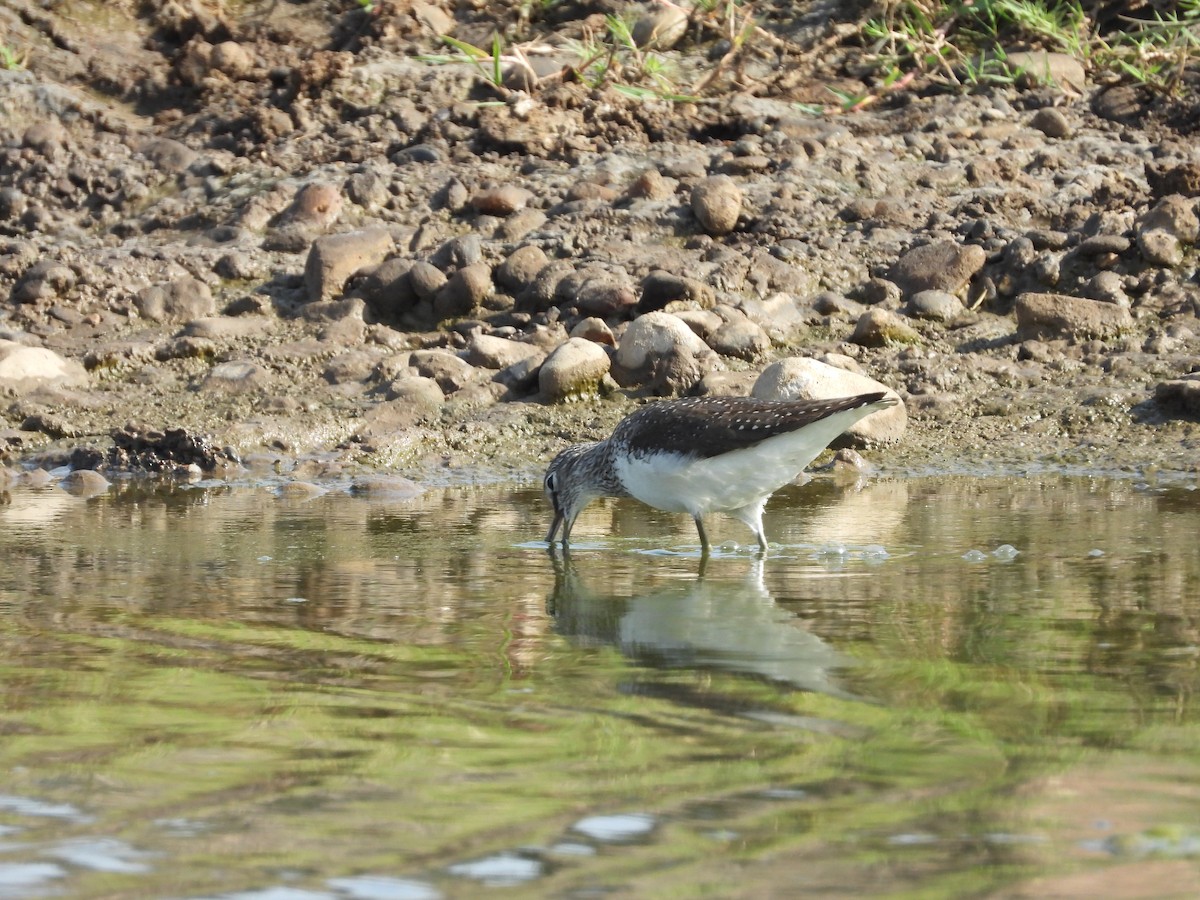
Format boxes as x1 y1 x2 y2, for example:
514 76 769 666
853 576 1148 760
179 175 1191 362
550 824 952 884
1 474 1199 898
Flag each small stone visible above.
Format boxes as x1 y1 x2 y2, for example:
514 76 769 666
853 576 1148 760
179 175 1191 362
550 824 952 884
890 241 986 297
539 337 611 402
639 269 715 312
409 349 477 393
691 176 742 236
907 290 964 321
612 311 720 395
408 261 447 301
279 182 343 231
304 227 393 302
62 469 110 497
385 374 444 408
471 185 533 216
200 360 272 392
210 41 254 78
850 309 922 347
752 357 906 445
1155 374 1200 417
569 317 616 345
1015 292 1134 341
431 233 482 271
465 334 544 369
496 245 549 292
135 277 216 323
623 168 673 202
1136 230 1181 266
708 317 770 361
434 262 493 320
12 261 76 304
1030 107 1071 138
1002 50 1086 93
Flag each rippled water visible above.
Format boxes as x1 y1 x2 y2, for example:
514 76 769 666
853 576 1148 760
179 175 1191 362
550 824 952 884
1 472 1199 898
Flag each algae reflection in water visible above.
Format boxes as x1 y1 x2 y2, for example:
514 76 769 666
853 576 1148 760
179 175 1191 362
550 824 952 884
0 475 1198 897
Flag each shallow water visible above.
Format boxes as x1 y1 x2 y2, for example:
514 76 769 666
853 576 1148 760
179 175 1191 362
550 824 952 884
1 473 1199 898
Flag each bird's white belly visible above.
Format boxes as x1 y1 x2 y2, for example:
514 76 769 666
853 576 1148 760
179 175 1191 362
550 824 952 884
614 409 865 516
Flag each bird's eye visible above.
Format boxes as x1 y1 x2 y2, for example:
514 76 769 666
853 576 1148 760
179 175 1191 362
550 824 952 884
545 472 557 494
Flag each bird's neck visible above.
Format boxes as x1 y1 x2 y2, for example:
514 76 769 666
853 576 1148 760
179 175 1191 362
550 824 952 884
581 440 630 499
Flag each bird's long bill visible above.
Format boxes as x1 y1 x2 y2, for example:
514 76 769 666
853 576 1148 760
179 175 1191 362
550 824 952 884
546 510 564 544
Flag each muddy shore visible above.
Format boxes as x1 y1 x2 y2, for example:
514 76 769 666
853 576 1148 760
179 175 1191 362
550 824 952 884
1 1 1198 490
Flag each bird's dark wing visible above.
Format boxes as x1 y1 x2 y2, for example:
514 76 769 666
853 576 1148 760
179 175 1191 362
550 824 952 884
614 393 890 460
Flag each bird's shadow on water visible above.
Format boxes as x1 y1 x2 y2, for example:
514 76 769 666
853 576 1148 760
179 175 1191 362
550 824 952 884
542 547 865 710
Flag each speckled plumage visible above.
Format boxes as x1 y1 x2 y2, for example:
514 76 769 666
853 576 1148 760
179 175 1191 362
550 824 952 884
544 392 897 553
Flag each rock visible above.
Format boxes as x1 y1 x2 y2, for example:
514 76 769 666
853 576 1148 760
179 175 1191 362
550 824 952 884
496 352 547 393
361 257 417 319
556 265 638 317
691 176 742 236
12 260 76 304
708 316 770 361
850 309 922 347
1145 160 1200 199
539 337 611 402
409 348 477 393
569 317 616 345
612 311 720 395
1155 374 1200 417
752 357 906 445
465 334 544 369
495 244 549 292
181 316 273 340
496 208 547 241
1002 50 1086 93
907 290 964 321
62 469 110 497
408 260 447 300
890 240 986 297
200 360 272 392
471 185 533 216
518 260 573 312
1136 195 1198 266
279 182 343 231
324 350 377 384
135 277 216 323
210 41 254 78
1030 107 1071 138
1015 292 1134 341
632 5 688 49
434 262 493 320
384 375 445 409
0 342 87 388
1086 271 1127 306
304 227 393 302
622 168 674 202
639 269 715 312
431 234 482 272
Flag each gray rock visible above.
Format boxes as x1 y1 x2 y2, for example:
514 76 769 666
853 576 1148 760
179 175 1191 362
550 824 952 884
139 138 198 174
708 316 770 361
1138 229 1183 266
434 262 493 320
135 277 216 323
431 233 482 271
62 469 110 497
1075 234 1131 257
612 311 720 395
409 348 477 393
0 341 87 388
1138 194 1199 243
691 176 742 236
408 261 447 301
361 257 418 319
465 333 544 369
278 182 343 231
639 269 715 312
496 352 548 393
568 317 616 345
752 357 906 445
496 208 547 241
181 316 273 340
385 374 445 408
850 309 922 347
1086 271 1127 306
1030 107 1071 138
495 245 549 292
12 260 76 304
539 337 611 402
518 260 574 312
890 241 986 297
907 290 964 321
200 360 272 392
1015 292 1134 340
1003 50 1086 93
304 227 393 303
324 350 378 384
1155 374 1200 417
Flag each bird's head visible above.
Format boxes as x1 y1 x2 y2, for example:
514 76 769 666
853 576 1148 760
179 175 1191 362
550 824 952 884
544 443 601 546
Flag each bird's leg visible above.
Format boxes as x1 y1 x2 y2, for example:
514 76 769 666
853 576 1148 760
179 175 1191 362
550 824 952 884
694 515 710 555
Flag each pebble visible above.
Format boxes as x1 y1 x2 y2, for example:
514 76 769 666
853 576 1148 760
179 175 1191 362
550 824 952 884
409 349 477 393
408 261 448 301
850 309 922 347
639 269 715 312
134 278 216 323
495 245 549 292
1030 107 1071 138
691 176 743 236
1015 292 1134 341
304 227 393 303
907 290 964 321
434 262 493 320
890 240 986 297
752 357 907 445
465 334 544 369
708 316 770 361
471 185 533 216
539 337 611 402
612 311 719 395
